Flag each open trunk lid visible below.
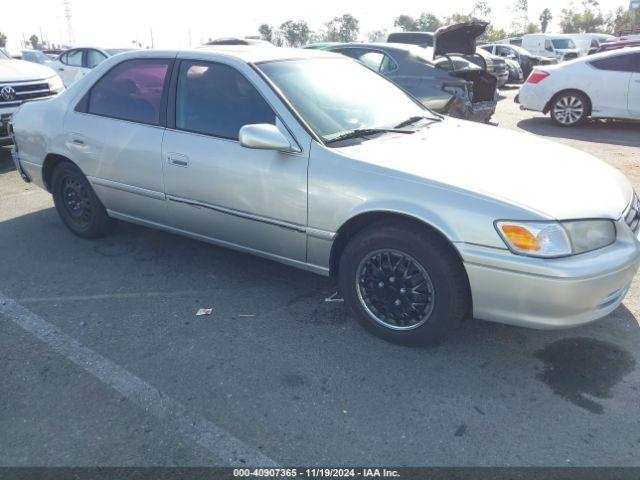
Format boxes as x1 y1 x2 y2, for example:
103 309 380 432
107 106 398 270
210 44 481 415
433 21 488 57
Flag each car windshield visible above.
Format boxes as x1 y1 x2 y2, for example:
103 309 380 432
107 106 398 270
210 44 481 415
22 50 49 64
551 38 576 49
258 58 429 142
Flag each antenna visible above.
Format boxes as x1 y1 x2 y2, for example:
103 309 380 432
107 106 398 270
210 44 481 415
62 0 75 46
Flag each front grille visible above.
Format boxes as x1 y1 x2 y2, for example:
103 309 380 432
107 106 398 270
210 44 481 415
563 53 578 60
624 194 640 233
0 80 52 107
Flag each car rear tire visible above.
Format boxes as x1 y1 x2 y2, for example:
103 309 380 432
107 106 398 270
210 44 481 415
338 221 471 346
51 161 116 239
550 92 589 127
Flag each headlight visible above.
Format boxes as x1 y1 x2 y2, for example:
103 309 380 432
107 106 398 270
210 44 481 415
47 75 64 93
496 220 616 258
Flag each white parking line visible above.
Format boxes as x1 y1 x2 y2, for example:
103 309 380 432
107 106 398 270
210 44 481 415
0 291 277 467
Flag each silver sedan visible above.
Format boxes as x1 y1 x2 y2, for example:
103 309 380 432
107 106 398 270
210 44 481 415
10 47 640 345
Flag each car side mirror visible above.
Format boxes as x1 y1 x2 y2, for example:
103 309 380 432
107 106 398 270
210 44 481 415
239 124 296 153
507 53 517 60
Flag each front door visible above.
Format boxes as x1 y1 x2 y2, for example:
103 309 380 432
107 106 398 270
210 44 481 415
162 59 308 262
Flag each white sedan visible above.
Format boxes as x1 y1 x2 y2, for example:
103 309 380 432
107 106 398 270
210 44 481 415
48 47 132 87
518 47 640 126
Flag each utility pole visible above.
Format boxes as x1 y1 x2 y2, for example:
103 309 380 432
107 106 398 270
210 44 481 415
62 0 75 46
150 27 155 48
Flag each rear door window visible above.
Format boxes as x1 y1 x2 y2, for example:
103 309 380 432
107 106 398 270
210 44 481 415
88 59 171 125
590 53 638 73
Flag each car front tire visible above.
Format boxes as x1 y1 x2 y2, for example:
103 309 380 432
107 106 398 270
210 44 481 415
338 221 471 346
51 161 116 239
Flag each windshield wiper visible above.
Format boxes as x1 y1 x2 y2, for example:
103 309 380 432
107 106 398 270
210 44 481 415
394 115 443 128
326 128 414 144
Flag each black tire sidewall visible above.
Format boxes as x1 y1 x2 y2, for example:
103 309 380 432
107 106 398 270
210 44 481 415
51 162 114 238
338 223 469 346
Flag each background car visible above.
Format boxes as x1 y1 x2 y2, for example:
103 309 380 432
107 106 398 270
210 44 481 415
517 47 640 126
520 34 581 62
480 43 558 78
320 42 497 122
504 57 524 83
595 39 640 53
47 47 133 86
474 48 508 87
0 48 63 145
15 49 52 65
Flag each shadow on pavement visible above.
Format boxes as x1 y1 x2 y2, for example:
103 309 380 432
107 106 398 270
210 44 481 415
517 117 640 148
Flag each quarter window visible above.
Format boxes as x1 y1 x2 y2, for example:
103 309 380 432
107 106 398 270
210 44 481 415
64 49 83 67
590 53 639 73
175 61 276 140
88 59 170 125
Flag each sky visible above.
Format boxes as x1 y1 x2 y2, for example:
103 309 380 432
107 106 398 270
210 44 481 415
2 0 631 51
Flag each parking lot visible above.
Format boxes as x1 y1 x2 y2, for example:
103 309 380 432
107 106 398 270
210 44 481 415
1 88 640 467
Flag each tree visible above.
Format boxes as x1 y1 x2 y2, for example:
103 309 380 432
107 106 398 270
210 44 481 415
258 24 273 42
560 0 605 33
29 34 39 49
279 20 311 47
445 12 474 24
471 1 492 19
606 6 640 35
324 14 360 42
484 27 507 42
511 0 530 34
366 29 388 42
0 32 6 48
394 13 441 32
394 14 418 31
538 8 553 32
417 13 442 31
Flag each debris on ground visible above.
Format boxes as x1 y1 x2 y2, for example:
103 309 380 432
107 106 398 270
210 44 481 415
196 308 213 316
238 314 256 317
324 292 344 303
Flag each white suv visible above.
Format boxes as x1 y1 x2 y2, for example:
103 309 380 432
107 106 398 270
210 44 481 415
0 48 64 145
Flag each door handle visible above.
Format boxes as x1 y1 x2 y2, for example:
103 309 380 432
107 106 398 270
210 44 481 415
69 133 86 146
168 153 189 167
58 67 64 71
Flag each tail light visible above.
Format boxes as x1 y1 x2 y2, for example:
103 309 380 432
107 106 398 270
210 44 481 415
527 70 550 84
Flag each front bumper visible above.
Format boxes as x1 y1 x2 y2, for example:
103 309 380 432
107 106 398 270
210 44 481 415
0 107 17 145
457 219 640 329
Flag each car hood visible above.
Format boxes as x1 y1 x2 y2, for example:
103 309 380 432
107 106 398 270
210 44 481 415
0 59 56 81
434 21 488 57
334 120 632 220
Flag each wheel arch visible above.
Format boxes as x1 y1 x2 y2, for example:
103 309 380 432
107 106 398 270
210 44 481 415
328 210 465 281
543 88 592 115
42 153 76 192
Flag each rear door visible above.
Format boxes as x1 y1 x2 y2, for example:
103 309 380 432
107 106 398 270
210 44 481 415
64 56 174 225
